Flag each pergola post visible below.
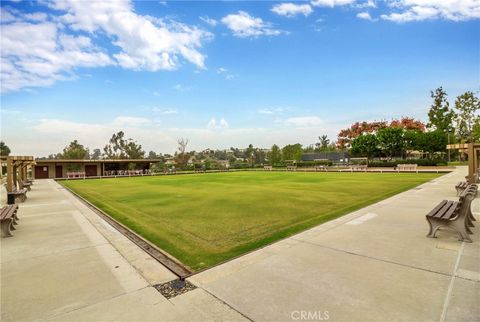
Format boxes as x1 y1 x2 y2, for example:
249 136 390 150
6 157 15 204
467 143 476 183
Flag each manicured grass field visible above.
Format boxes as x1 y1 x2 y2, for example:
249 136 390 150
61 171 441 271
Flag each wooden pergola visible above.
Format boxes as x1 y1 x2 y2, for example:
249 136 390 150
4 156 35 204
447 143 480 184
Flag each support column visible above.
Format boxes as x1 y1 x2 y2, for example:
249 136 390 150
6 157 15 204
467 143 475 184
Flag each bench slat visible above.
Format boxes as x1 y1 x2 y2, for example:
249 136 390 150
426 200 448 218
439 201 459 220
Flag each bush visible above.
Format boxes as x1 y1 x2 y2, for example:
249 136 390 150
296 161 333 167
367 158 447 167
230 162 251 169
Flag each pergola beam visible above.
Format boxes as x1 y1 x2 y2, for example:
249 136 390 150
447 143 479 184
5 156 34 204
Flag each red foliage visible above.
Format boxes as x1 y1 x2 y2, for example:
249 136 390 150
336 117 426 148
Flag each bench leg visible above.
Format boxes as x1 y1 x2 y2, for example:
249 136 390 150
1 219 13 237
426 217 440 238
452 220 473 243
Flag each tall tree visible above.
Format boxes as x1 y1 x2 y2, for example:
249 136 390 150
282 143 303 161
90 148 102 160
62 140 89 159
103 131 145 159
454 91 480 143
268 144 282 165
245 144 255 166
377 127 404 159
419 130 448 157
337 121 387 148
147 151 158 159
0 141 11 156
174 138 190 167
315 135 330 151
427 87 455 133
350 134 379 160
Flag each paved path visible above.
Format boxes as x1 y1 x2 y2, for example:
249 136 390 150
1 167 479 321
190 167 480 321
1 180 247 322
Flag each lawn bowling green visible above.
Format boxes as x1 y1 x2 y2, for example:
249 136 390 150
60 171 442 271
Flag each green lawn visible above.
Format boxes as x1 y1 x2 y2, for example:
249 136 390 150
60 171 441 271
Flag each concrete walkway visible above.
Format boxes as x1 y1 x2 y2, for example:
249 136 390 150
1 180 247 322
1 167 479 321
190 167 480 321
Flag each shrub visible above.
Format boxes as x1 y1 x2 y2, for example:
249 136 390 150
367 158 446 167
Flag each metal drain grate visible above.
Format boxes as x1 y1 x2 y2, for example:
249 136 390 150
154 279 197 299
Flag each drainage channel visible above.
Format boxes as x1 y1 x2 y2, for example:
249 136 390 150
60 183 192 279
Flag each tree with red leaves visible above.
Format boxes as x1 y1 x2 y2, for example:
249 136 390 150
336 117 426 148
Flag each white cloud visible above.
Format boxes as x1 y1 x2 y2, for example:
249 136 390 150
217 67 237 80
285 116 323 127
152 107 178 115
258 107 285 115
172 84 191 91
271 3 313 18
380 0 480 22
1 114 343 156
49 0 213 70
112 116 151 127
310 0 356 7
1 20 113 93
357 12 373 20
221 11 284 38
353 0 376 9
207 118 229 130
200 15 217 27
1 0 213 93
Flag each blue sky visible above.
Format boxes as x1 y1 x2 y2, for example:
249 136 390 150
1 0 479 156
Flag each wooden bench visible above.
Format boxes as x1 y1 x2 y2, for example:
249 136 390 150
67 172 85 179
22 180 32 191
1 204 19 237
5 186 27 202
455 181 470 196
426 185 477 242
314 165 328 172
396 164 418 172
350 165 367 172
264 166 273 171
286 166 297 172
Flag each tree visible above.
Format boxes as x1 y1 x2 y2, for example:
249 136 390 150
337 121 387 148
245 144 255 166
62 140 89 159
454 91 480 143
90 148 102 160
103 131 145 159
282 143 303 162
427 87 455 134
147 151 158 159
377 127 404 159
389 117 426 132
316 135 330 151
350 134 379 160
268 144 282 165
0 141 11 156
174 138 190 167
419 130 448 157
473 118 480 143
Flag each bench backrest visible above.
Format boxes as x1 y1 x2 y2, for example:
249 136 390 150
0 205 18 220
455 187 478 220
